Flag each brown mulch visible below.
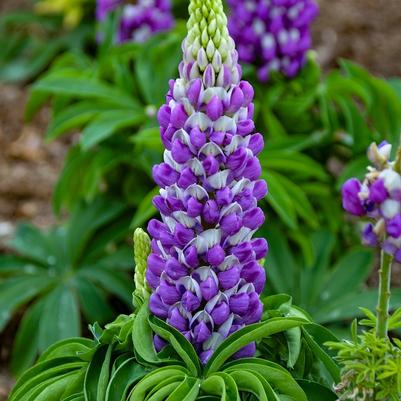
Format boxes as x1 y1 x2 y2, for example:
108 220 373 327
0 84 67 241
313 0 401 78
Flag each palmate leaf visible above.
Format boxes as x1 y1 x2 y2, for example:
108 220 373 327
0 197 133 374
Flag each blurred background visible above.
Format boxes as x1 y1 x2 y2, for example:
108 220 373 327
1 0 401 398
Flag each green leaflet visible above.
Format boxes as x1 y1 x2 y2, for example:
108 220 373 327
105 357 148 401
224 359 307 401
201 373 240 401
128 366 188 400
205 317 307 374
149 316 202 376
84 345 113 401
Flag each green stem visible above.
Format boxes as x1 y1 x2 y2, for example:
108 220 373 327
376 250 393 338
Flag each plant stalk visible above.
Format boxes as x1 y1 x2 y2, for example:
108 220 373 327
376 250 393 338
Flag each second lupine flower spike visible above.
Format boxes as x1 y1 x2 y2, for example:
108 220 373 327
96 0 174 43
342 142 401 261
227 0 318 82
147 0 269 364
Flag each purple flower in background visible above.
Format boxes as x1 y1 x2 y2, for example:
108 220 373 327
341 141 401 262
146 0 268 364
227 0 318 81
96 0 122 21
96 0 174 43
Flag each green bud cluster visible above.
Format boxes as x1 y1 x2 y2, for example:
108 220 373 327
186 0 234 66
133 228 151 304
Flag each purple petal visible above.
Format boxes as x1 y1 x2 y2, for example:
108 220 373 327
193 321 211 343
207 96 224 121
207 245 225 266
149 293 169 319
182 291 201 312
218 266 241 290
158 280 181 305
200 277 218 301
229 293 250 315
168 307 188 331
211 302 230 325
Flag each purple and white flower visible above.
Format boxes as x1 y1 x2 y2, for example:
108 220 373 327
146 0 269 364
227 0 318 81
96 0 174 43
342 141 401 261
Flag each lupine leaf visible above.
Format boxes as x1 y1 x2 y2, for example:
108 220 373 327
302 325 340 383
84 345 113 401
149 315 202 376
0 275 55 331
224 359 307 401
80 109 146 150
10 299 45 376
205 317 306 374
202 373 240 401
105 357 148 401
297 380 337 401
38 285 81 352
128 366 187 401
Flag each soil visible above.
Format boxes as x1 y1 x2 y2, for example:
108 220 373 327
313 0 401 78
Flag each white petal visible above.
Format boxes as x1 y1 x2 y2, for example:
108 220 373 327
214 115 236 133
208 170 230 189
186 112 212 131
172 211 197 228
188 158 205 176
228 227 254 246
217 314 235 338
164 150 182 171
199 142 224 157
203 332 224 351
381 199 400 219
185 184 209 200
231 178 251 195
218 255 239 271
380 169 401 192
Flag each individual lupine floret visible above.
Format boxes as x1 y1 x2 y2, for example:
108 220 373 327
342 141 401 261
146 0 269 364
227 0 318 81
96 0 174 43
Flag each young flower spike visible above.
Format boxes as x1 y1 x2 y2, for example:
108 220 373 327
133 228 152 304
147 0 268 364
342 141 401 262
227 0 318 82
96 0 174 43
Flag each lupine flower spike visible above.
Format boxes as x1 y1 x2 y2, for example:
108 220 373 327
342 141 401 262
228 0 318 82
96 0 174 43
146 0 269 364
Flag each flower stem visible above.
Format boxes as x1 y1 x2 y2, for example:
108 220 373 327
376 250 393 338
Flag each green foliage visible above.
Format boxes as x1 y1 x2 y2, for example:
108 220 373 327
9 298 338 401
327 321 401 401
0 196 134 376
0 10 94 83
262 227 401 325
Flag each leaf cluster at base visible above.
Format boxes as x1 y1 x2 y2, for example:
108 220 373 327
9 295 339 401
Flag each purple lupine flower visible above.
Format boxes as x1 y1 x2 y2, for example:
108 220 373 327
341 142 401 262
96 0 122 21
227 0 318 81
146 0 268 364
96 0 174 43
